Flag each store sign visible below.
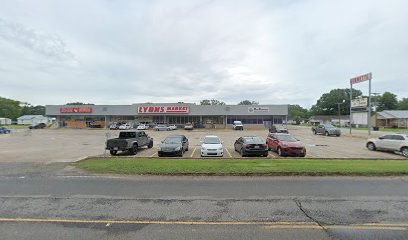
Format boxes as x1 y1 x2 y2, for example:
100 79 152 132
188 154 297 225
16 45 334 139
138 106 189 114
351 98 368 108
60 107 93 113
248 107 269 113
350 73 372 85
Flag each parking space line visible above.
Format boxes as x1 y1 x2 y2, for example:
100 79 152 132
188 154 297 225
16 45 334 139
149 152 157 157
190 147 197 158
225 148 232 158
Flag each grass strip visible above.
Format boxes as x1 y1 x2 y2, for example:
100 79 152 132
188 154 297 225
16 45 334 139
75 158 408 176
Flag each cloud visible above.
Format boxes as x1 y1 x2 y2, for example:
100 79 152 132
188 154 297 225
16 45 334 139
0 0 407 107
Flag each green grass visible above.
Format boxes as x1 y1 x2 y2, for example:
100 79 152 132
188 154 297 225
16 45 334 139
1 125 28 129
76 158 408 176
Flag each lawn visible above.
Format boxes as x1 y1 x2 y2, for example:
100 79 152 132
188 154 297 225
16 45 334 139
1 125 28 129
76 158 408 176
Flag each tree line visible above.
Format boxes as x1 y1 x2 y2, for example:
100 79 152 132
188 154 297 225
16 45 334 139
0 97 46 120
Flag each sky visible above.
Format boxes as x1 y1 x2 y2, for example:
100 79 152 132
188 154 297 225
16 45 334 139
0 0 407 108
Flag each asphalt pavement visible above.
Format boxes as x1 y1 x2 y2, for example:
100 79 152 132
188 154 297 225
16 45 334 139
0 164 408 239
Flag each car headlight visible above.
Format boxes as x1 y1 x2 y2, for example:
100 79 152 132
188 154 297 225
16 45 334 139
175 146 181 151
218 147 223 150
202 147 206 151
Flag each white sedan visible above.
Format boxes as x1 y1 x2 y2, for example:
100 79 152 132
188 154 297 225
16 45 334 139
136 124 149 130
366 134 408 157
200 135 224 157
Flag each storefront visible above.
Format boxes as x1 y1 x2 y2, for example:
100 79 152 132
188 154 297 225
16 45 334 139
46 103 288 129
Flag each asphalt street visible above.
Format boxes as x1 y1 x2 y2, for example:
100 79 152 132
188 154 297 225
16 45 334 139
0 164 408 239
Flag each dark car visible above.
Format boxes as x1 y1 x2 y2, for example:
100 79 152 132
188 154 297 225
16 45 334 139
312 124 341 136
266 133 306 157
234 136 268 157
0 127 11 134
29 123 46 129
158 135 189 157
269 124 288 133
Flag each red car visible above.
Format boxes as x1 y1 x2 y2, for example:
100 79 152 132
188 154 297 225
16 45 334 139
266 133 306 157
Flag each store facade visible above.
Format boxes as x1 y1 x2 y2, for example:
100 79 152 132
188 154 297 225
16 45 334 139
46 103 288 129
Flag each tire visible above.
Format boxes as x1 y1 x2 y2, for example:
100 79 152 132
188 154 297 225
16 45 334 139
277 147 284 157
401 147 408 158
110 150 117 156
148 141 153 149
367 142 376 151
185 146 189 151
325 131 329 136
129 144 138 155
240 148 245 157
313 130 316 135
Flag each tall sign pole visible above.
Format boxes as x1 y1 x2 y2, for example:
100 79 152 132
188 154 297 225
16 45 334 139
350 72 372 135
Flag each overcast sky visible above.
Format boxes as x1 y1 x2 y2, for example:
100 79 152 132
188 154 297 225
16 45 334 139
0 0 407 107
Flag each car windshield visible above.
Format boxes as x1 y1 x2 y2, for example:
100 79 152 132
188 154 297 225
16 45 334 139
163 137 182 144
277 135 298 142
324 124 335 129
204 137 221 144
243 137 263 144
119 132 136 138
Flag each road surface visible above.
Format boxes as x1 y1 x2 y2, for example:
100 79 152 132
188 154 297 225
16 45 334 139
0 164 408 239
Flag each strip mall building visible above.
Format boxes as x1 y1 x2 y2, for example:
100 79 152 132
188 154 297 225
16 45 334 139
46 103 288 129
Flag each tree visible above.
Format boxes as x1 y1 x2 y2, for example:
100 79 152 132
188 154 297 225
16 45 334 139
200 99 226 105
21 104 45 115
238 100 259 105
397 98 408 110
310 88 362 115
288 105 310 123
377 92 398 111
0 97 21 120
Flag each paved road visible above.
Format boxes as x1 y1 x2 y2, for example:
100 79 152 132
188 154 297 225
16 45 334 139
0 165 408 239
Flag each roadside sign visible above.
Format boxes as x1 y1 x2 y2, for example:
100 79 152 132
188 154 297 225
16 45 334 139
350 73 372 85
351 98 368 108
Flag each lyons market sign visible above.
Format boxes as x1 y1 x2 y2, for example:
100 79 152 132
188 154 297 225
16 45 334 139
138 106 190 114
60 107 93 113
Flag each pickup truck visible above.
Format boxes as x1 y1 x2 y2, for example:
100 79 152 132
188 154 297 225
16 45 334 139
106 131 153 155
312 124 341 137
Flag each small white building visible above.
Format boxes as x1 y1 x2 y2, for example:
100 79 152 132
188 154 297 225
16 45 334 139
17 115 49 125
0 118 12 125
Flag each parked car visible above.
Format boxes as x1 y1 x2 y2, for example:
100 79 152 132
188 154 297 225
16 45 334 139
136 124 149 130
366 134 408 158
169 124 177 130
154 124 171 131
109 122 119 130
269 124 288 133
232 121 243 130
158 135 189 157
118 123 132 130
312 124 341 136
184 122 193 130
200 135 223 157
106 131 153 155
29 123 46 129
266 133 306 157
0 127 11 134
234 136 268 157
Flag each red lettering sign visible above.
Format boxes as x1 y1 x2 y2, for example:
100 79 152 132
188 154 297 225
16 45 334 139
350 73 372 85
60 107 93 113
138 106 189 114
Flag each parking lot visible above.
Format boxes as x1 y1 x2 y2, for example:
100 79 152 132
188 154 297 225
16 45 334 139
0 126 406 163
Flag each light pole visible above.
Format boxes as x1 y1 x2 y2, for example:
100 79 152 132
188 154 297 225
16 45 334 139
337 100 345 127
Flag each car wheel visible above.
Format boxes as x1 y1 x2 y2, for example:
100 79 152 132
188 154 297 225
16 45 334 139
185 147 189 151
129 144 138 155
240 148 245 157
325 131 329 136
277 147 284 157
148 141 153 148
109 150 117 156
313 130 316 135
401 147 408 158
367 142 376 151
